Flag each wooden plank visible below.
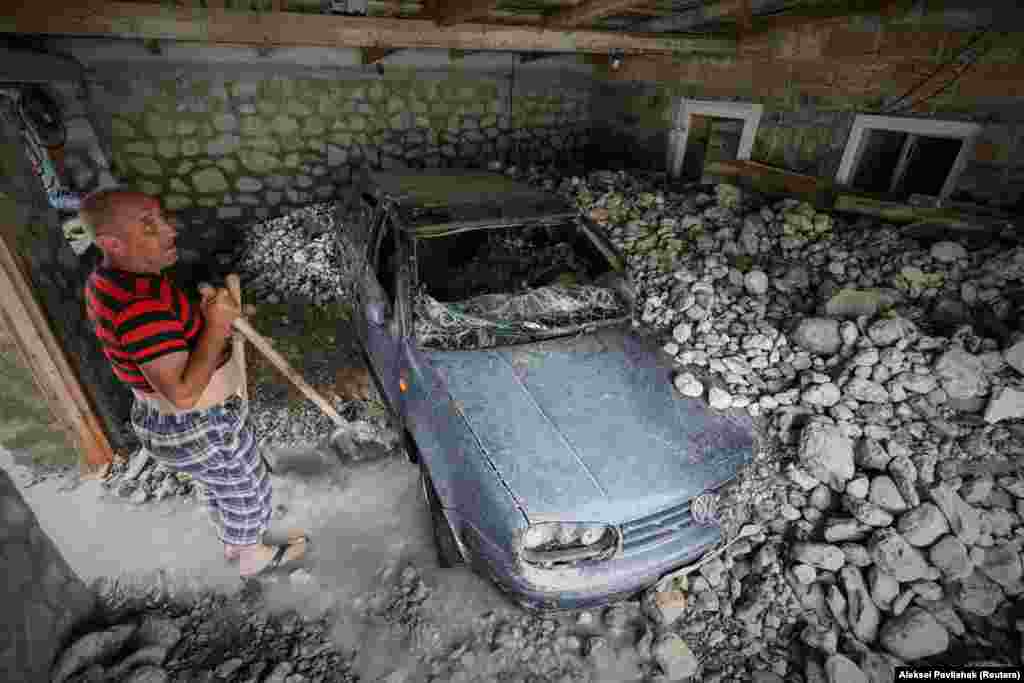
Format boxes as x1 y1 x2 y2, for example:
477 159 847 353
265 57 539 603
546 0 649 28
703 159 831 204
834 193 1007 226
0 223 115 470
436 0 501 26
0 0 736 55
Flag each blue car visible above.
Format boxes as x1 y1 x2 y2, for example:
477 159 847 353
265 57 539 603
336 168 754 611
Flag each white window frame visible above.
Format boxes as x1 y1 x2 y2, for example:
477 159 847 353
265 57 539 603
836 114 981 202
667 99 764 179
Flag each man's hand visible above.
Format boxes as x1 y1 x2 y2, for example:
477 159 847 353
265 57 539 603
198 284 241 336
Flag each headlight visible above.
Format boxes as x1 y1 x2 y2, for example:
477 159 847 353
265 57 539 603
520 522 619 566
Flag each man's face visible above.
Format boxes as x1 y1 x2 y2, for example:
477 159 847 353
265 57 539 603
113 196 179 274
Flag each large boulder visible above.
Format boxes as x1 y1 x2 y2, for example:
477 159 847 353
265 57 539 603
933 348 989 400
652 633 699 680
799 422 855 492
928 485 981 546
792 318 842 356
792 543 846 571
896 504 950 547
978 544 1023 591
929 535 974 581
825 654 868 683
879 607 949 660
868 529 933 582
867 317 917 347
953 571 1005 616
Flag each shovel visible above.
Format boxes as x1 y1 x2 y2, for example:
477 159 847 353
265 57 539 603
203 275 347 431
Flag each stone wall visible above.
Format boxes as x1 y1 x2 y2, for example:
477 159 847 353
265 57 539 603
82 63 592 257
0 467 96 681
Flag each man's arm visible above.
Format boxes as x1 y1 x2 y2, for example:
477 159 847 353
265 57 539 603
138 287 239 409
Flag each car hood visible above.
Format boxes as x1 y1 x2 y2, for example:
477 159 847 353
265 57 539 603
423 327 755 524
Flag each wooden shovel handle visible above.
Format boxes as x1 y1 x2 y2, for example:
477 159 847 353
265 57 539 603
231 316 347 429
225 274 247 400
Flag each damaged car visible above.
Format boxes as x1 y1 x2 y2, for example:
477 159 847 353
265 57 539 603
335 168 754 611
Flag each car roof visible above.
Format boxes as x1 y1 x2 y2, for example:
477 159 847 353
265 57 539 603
360 168 578 237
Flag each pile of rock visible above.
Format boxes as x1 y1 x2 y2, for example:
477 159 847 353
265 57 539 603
233 202 360 309
101 448 197 506
507 167 1024 678
52 590 353 683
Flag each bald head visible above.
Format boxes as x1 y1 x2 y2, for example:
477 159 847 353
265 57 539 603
79 189 161 241
80 189 179 274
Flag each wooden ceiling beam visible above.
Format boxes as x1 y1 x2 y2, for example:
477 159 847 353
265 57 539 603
545 0 650 28
435 0 502 26
0 1 737 56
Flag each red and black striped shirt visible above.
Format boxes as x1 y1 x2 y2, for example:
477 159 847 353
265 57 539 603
85 267 204 393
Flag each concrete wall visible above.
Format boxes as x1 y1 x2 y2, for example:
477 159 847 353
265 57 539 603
0 467 96 682
590 12 1024 208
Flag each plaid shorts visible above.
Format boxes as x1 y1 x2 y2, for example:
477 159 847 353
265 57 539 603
131 395 272 546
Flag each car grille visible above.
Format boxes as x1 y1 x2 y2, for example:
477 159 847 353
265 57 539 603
619 499 697 556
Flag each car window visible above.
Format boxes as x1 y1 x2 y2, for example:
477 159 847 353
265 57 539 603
413 222 630 350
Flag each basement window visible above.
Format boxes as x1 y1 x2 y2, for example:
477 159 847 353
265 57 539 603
668 99 763 180
836 115 981 202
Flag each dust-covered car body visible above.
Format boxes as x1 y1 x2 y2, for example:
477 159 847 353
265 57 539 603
335 168 754 611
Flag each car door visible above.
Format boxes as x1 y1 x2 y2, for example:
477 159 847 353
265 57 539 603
360 206 404 412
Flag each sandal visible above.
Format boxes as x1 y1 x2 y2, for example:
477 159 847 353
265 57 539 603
242 539 308 579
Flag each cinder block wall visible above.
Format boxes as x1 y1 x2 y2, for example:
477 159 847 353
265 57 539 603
590 12 1024 208
0 468 96 682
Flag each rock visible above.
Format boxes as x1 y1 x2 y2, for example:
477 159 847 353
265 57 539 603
124 449 152 480
792 318 842 355
855 438 892 471
848 476 871 500
868 529 933 582
846 378 890 404
825 517 872 542
794 564 817 584
799 422 855 492
928 484 981 546
953 570 1004 616
135 616 181 650
130 488 150 505
867 317 916 347
857 650 896 683
644 588 687 627
52 624 138 683
842 543 873 567
842 566 881 643
653 633 699 681
827 585 849 630
984 387 1024 424
848 497 893 527
792 543 846 571
929 535 974 580
708 387 733 410
979 543 1023 589
789 464 822 491
122 667 168 683
888 457 921 508
672 322 693 345
674 372 704 398
930 241 968 263
803 383 842 407
933 348 988 400
802 623 839 656
869 476 908 513
879 608 949 660
961 477 994 505
1004 340 1024 376
825 289 900 320
105 647 169 681
825 654 869 683
869 567 900 611
897 504 950 547
263 661 294 683
744 270 769 296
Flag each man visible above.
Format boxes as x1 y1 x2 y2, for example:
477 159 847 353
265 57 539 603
81 189 307 579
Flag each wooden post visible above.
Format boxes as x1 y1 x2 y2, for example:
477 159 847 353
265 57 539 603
0 219 115 471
